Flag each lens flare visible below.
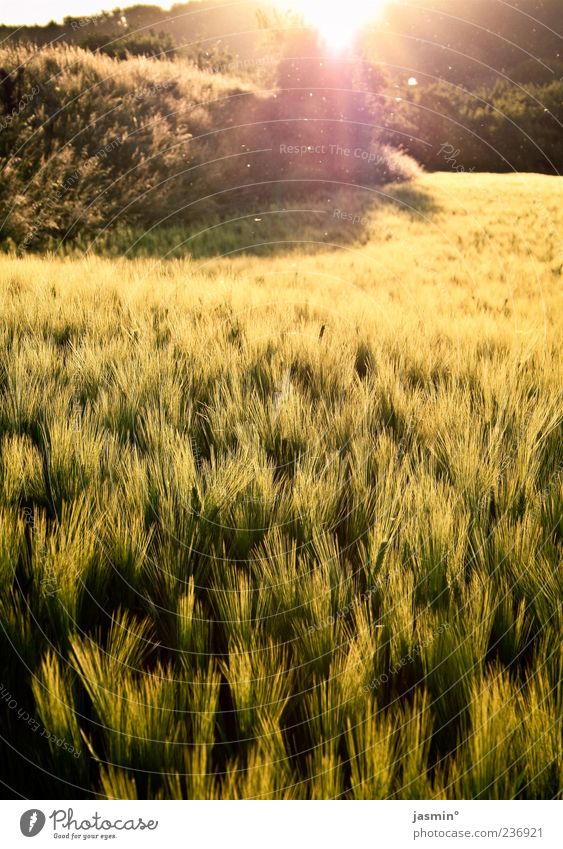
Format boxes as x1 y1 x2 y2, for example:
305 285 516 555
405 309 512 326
289 0 385 51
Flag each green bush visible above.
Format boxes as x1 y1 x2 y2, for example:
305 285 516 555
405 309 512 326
381 79 563 173
77 31 176 61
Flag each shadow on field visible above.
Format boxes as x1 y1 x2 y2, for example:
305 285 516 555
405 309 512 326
382 184 441 219
113 183 440 260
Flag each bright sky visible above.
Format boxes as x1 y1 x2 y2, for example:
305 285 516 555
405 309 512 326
286 1 386 50
0 2 167 26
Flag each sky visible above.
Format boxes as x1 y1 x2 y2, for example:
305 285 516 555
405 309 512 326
0 2 172 26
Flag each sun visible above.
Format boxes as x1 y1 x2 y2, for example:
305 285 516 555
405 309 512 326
287 0 386 51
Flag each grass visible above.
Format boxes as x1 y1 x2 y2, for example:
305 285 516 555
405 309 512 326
0 172 561 799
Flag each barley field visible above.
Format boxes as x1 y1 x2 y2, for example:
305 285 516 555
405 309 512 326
0 172 561 800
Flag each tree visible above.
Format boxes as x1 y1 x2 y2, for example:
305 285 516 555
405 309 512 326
267 22 391 188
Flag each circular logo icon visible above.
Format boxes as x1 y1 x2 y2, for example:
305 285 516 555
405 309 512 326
19 810 46 837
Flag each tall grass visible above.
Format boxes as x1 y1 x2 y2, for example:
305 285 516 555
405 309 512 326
0 172 561 799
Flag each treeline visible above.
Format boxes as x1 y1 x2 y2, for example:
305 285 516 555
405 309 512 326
368 0 562 86
365 0 563 173
262 14 563 175
380 78 563 173
2 1 560 87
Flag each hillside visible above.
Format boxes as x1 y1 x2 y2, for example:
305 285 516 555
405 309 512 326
0 42 417 254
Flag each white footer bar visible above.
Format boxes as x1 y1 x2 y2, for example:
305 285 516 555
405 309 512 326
1 800 559 848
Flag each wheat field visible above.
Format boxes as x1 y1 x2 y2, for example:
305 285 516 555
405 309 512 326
0 172 561 799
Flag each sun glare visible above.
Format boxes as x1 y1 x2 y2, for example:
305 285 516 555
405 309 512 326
289 0 386 51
